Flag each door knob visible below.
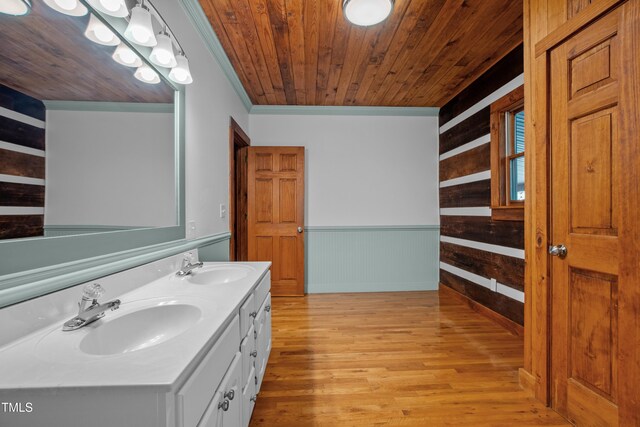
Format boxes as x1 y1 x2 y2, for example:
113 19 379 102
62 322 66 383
549 244 567 258
297 227 303 233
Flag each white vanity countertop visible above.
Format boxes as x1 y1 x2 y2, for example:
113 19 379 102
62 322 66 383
0 262 270 391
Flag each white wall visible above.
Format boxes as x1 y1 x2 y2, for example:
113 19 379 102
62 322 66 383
249 114 440 226
155 0 250 238
45 109 175 227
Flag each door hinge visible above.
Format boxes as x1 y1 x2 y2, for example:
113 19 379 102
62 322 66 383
255 376 258 385
254 330 257 339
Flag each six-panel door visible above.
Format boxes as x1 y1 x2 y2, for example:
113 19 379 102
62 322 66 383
549 7 624 425
247 147 305 296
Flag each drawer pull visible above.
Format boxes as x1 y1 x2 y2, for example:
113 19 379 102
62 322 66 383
224 390 235 401
250 350 257 357
218 399 230 412
249 311 257 318
265 305 271 312
250 395 257 403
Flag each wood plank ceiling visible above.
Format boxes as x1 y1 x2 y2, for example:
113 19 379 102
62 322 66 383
199 0 523 107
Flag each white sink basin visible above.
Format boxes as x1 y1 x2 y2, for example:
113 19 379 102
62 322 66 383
79 304 201 355
35 298 206 362
187 265 253 285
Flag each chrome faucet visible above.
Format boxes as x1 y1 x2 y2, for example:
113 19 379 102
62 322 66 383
176 255 203 277
63 283 121 331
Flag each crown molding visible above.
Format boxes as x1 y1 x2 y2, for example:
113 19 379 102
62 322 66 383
43 101 174 113
250 105 439 116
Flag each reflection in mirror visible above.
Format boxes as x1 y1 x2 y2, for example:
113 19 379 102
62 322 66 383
0 1 176 240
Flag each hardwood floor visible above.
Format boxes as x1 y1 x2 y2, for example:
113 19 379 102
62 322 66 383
250 291 569 426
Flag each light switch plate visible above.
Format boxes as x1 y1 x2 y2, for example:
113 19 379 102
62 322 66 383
219 204 226 218
187 220 196 239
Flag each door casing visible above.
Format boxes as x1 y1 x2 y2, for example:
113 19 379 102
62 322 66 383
229 118 250 261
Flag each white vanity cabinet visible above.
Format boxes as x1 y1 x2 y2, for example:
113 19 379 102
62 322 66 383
0 262 272 427
179 270 272 427
238 272 272 425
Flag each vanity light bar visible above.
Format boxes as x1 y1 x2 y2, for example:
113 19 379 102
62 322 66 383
48 0 193 85
136 0 193 85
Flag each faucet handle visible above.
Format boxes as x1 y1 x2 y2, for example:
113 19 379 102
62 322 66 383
82 283 105 300
182 252 194 267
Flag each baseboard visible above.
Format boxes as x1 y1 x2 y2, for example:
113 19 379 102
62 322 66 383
519 368 536 397
439 283 524 337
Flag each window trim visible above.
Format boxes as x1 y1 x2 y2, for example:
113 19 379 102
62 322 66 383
490 85 525 221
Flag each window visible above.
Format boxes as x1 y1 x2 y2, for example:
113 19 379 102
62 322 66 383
490 86 525 221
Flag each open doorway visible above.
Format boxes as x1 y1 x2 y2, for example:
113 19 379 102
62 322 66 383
229 117 249 261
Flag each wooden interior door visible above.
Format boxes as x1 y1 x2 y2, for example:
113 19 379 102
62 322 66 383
247 147 304 296
548 6 631 425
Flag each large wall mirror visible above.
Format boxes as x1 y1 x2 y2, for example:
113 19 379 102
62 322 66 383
0 0 185 307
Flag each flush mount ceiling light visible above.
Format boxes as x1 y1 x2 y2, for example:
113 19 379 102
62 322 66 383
134 64 160 84
343 0 394 26
169 53 193 85
0 0 31 16
43 0 88 16
150 32 177 68
112 42 142 67
85 14 120 46
124 4 157 47
87 0 128 18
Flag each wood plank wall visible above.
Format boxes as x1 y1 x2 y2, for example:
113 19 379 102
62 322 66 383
0 84 46 239
438 45 525 325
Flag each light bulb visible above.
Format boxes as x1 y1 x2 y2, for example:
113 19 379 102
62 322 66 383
173 69 188 81
169 54 193 85
85 14 119 46
87 0 128 17
0 0 31 16
112 43 142 67
150 33 177 68
124 5 157 47
95 27 113 43
101 0 120 12
43 0 87 16
134 64 160 84
132 27 150 43
57 0 76 10
343 0 393 26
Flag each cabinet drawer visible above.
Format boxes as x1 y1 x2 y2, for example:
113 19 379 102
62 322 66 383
254 271 271 310
239 324 255 388
239 293 255 339
177 315 240 427
255 294 271 393
198 352 243 427
241 366 256 427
